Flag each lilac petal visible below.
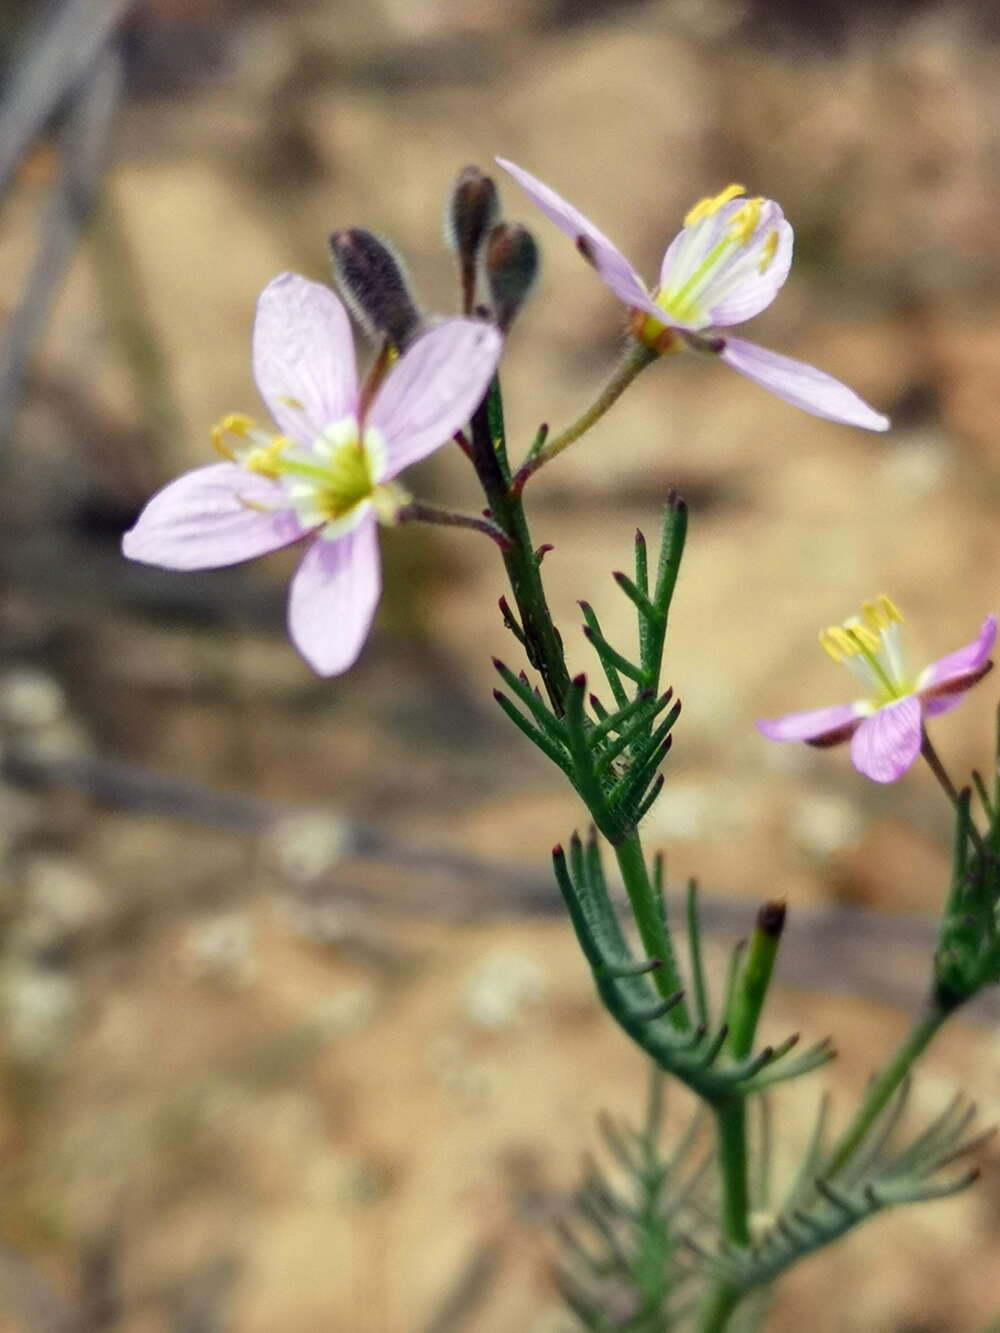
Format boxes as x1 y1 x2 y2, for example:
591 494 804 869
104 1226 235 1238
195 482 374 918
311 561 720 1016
368 318 502 478
121 463 304 570
253 273 358 443
717 338 890 431
657 200 793 330
923 691 968 719
918 615 997 698
849 696 922 783
756 702 863 746
706 209 794 327
287 515 381 676
495 158 658 315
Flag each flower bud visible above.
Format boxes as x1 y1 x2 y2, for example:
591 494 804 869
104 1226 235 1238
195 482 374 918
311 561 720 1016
444 165 500 312
484 222 539 332
329 228 422 349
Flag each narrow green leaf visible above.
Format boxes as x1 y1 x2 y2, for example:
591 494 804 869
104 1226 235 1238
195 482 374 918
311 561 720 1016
582 621 645 685
596 691 673 774
589 688 657 746
614 569 661 624
493 690 572 774
564 675 616 828
579 602 629 708
492 657 566 740
686 879 710 1030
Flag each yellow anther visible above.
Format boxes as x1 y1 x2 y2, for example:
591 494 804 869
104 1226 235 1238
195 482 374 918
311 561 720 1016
211 412 256 459
851 624 881 654
758 230 779 273
728 197 763 245
820 622 880 663
244 435 291 479
684 182 746 228
277 395 305 411
861 594 902 633
820 627 854 662
879 593 902 623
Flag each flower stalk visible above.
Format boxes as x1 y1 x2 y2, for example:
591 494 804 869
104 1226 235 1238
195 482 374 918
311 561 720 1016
510 340 657 494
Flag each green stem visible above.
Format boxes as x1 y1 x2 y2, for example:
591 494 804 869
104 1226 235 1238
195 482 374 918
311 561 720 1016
714 1100 751 1245
469 380 571 713
823 996 953 1178
727 902 786 1060
697 905 787 1333
614 832 690 1030
694 1101 749 1333
511 340 657 494
697 1283 742 1333
921 729 985 854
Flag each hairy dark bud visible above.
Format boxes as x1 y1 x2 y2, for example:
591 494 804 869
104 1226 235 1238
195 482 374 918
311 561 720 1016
329 228 421 349
485 222 539 331
445 165 500 312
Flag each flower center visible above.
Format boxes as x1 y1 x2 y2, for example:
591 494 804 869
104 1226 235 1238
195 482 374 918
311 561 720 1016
644 182 779 333
819 595 911 704
212 413 385 535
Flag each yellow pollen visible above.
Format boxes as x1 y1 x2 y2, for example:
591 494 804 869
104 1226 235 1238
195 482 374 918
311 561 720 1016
683 182 746 228
862 594 903 633
758 230 779 273
820 622 880 664
728 196 763 245
244 435 291 479
211 412 256 459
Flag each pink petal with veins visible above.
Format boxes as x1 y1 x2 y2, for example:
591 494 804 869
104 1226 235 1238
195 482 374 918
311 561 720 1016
717 338 889 431
253 273 358 442
849 696 923 783
495 158 659 316
918 615 997 698
121 463 305 570
287 516 381 676
756 702 863 745
369 318 502 478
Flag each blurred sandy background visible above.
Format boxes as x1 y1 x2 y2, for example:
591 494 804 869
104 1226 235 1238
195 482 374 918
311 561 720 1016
2 0 1000 1329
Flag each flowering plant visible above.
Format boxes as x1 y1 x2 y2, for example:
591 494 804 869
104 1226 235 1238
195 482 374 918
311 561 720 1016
123 161 1000 1333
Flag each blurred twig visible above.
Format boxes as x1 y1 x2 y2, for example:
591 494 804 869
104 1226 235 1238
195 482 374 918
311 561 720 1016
0 28 124 444
0 0 131 199
417 1242 505 1333
89 186 184 464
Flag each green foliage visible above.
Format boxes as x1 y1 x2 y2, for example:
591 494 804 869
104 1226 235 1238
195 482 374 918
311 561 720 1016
494 498 688 843
697 1084 991 1298
556 1077 712 1332
552 832 833 1103
935 719 1000 1005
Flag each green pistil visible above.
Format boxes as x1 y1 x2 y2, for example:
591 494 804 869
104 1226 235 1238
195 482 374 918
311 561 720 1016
278 441 376 519
659 235 736 323
851 632 900 700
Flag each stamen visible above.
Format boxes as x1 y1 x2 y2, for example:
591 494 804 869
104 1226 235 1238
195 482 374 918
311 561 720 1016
864 597 901 631
683 183 746 228
820 622 880 663
821 603 904 701
244 435 291 479
211 412 256 460
728 197 763 245
758 230 779 273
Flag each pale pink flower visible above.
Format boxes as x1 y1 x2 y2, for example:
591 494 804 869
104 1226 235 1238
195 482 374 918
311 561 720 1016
123 273 501 675
496 159 888 432
757 597 996 783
